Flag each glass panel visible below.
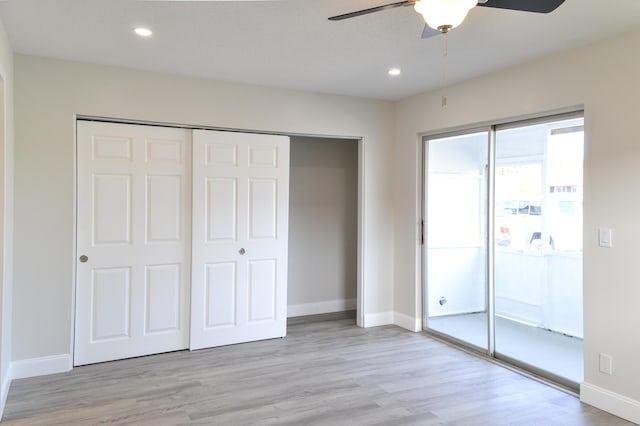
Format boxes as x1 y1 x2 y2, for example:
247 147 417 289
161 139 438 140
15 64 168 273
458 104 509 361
494 117 584 384
425 131 488 350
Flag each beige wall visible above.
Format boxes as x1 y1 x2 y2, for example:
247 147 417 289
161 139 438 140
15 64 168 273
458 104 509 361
0 16 12 414
393 29 640 417
13 55 394 362
288 137 358 313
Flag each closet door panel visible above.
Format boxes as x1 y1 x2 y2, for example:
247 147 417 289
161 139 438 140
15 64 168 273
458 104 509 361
191 130 289 350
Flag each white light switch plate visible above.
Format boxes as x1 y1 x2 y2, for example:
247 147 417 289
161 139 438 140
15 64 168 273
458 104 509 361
598 228 612 248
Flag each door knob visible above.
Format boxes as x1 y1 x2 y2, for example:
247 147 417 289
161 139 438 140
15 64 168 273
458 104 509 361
239 248 246 255
79 255 89 263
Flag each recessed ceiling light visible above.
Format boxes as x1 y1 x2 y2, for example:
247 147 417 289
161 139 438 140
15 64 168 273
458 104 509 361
134 27 153 37
388 68 401 76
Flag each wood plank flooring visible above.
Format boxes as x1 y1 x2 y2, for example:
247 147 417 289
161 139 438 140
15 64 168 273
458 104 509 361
3 312 632 425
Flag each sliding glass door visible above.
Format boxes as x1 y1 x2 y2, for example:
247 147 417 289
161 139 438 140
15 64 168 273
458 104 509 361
424 130 489 351
494 117 584 385
423 113 584 387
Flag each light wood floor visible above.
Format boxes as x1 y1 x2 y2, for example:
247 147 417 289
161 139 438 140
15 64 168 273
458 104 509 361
3 312 632 425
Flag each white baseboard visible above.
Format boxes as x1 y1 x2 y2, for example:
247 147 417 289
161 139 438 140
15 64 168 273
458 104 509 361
287 298 356 318
581 382 640 424
0 368 11 420
363 311 394 327
394 312 421 332
11 354 72 380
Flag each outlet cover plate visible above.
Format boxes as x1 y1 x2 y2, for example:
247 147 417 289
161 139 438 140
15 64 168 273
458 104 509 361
599 353 613 375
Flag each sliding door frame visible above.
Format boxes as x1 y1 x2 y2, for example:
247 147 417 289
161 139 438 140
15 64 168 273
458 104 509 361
421 109 584 391
421 125 492 356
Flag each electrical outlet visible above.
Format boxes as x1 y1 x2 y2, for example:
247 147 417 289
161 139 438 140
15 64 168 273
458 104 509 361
599 353 613 375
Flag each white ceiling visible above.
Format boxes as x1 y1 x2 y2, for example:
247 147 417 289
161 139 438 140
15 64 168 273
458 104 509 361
0 0 639 101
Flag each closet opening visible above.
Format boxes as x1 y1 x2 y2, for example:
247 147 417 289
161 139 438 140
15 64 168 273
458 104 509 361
288 137 359 323
73 118 364 366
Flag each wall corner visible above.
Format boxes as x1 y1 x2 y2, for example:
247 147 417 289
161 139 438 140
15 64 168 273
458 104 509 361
393 311 421 332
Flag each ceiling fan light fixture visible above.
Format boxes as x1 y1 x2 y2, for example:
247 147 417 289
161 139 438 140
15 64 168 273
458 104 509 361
414 0 478 32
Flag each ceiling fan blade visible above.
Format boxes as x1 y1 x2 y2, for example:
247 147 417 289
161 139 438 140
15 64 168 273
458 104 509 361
477 0 565 13
421 25 441 39
328 0 416 21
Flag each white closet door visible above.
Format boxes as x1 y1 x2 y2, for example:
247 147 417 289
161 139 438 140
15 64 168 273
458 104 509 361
190 130 289 350
75 121 191 366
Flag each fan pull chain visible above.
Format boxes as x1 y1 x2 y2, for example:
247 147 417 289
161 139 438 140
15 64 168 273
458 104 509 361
441 30 449 108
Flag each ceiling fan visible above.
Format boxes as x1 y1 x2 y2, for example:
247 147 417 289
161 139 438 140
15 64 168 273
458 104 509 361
329 0 566 37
